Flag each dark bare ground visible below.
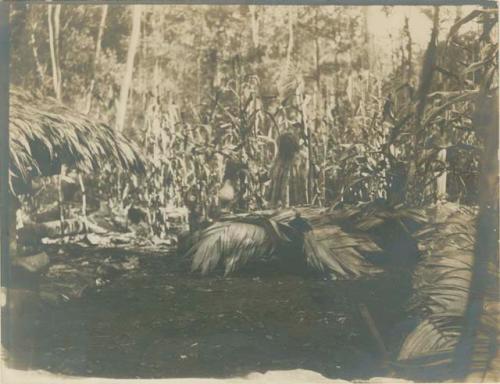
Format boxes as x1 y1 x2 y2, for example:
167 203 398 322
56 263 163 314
11 245 416 380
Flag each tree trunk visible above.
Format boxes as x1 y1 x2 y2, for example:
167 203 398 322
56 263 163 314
300 95 313 205
313 9 322 204
79 6 109 232
405 6 439 204
115 5 142 132
49 5 66 236
314 8 321 118
285 8 294 69
403 16 413 82
54 4 61 98
85 4 108 115
47 4 62 101
57 172 65 237
78 174 88 233
29 21 46 88
249 5 259 48
435 148 447 200
362 7 373 72
453 68 499 380
196 25 203 110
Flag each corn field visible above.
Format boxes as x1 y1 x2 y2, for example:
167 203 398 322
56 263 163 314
9 5 496 237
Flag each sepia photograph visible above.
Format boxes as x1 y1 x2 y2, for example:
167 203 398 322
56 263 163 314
0 2 498 383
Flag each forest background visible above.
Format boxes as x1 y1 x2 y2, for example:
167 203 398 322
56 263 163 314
9 4 497 238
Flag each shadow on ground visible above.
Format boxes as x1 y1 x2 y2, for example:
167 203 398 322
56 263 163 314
5 244 415 380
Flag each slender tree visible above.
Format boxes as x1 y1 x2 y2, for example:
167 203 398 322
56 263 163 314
116 5 142 132
285 8 294 69
47 3 61 101
249 5 259 48
48 3 66 235
28 17 46 88
85 4 108 115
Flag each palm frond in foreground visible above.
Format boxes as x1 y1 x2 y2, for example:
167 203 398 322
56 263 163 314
181 201 426 279
398 203 498 380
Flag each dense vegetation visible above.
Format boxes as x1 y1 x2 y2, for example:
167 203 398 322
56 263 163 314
9 5 497 238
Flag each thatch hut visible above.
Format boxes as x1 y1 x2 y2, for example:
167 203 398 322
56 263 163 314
6 86 145 266
9 87 144 194
3 87 146 361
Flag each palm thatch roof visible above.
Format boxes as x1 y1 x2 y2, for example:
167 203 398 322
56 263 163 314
9 87 144 193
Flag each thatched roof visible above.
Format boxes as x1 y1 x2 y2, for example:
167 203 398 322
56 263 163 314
9 87 145 193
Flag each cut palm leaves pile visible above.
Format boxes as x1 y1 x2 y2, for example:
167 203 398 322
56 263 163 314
181 200 427 279
397 203 499 377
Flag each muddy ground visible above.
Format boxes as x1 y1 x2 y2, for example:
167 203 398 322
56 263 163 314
7 244 417 380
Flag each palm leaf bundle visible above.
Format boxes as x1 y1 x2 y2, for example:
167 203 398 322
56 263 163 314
182 201 427 279
398 314 463 361
9 87 145 193
396 203 499 379
185 217 280 276
409 204 477 318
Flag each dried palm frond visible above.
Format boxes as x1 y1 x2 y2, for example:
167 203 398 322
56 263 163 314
185 215 295 276
408 205 476 318
398 203 499 380
303 227 383 278
182 201 426 278
399 314 463 361
9 87 145 193
398 204 481 370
